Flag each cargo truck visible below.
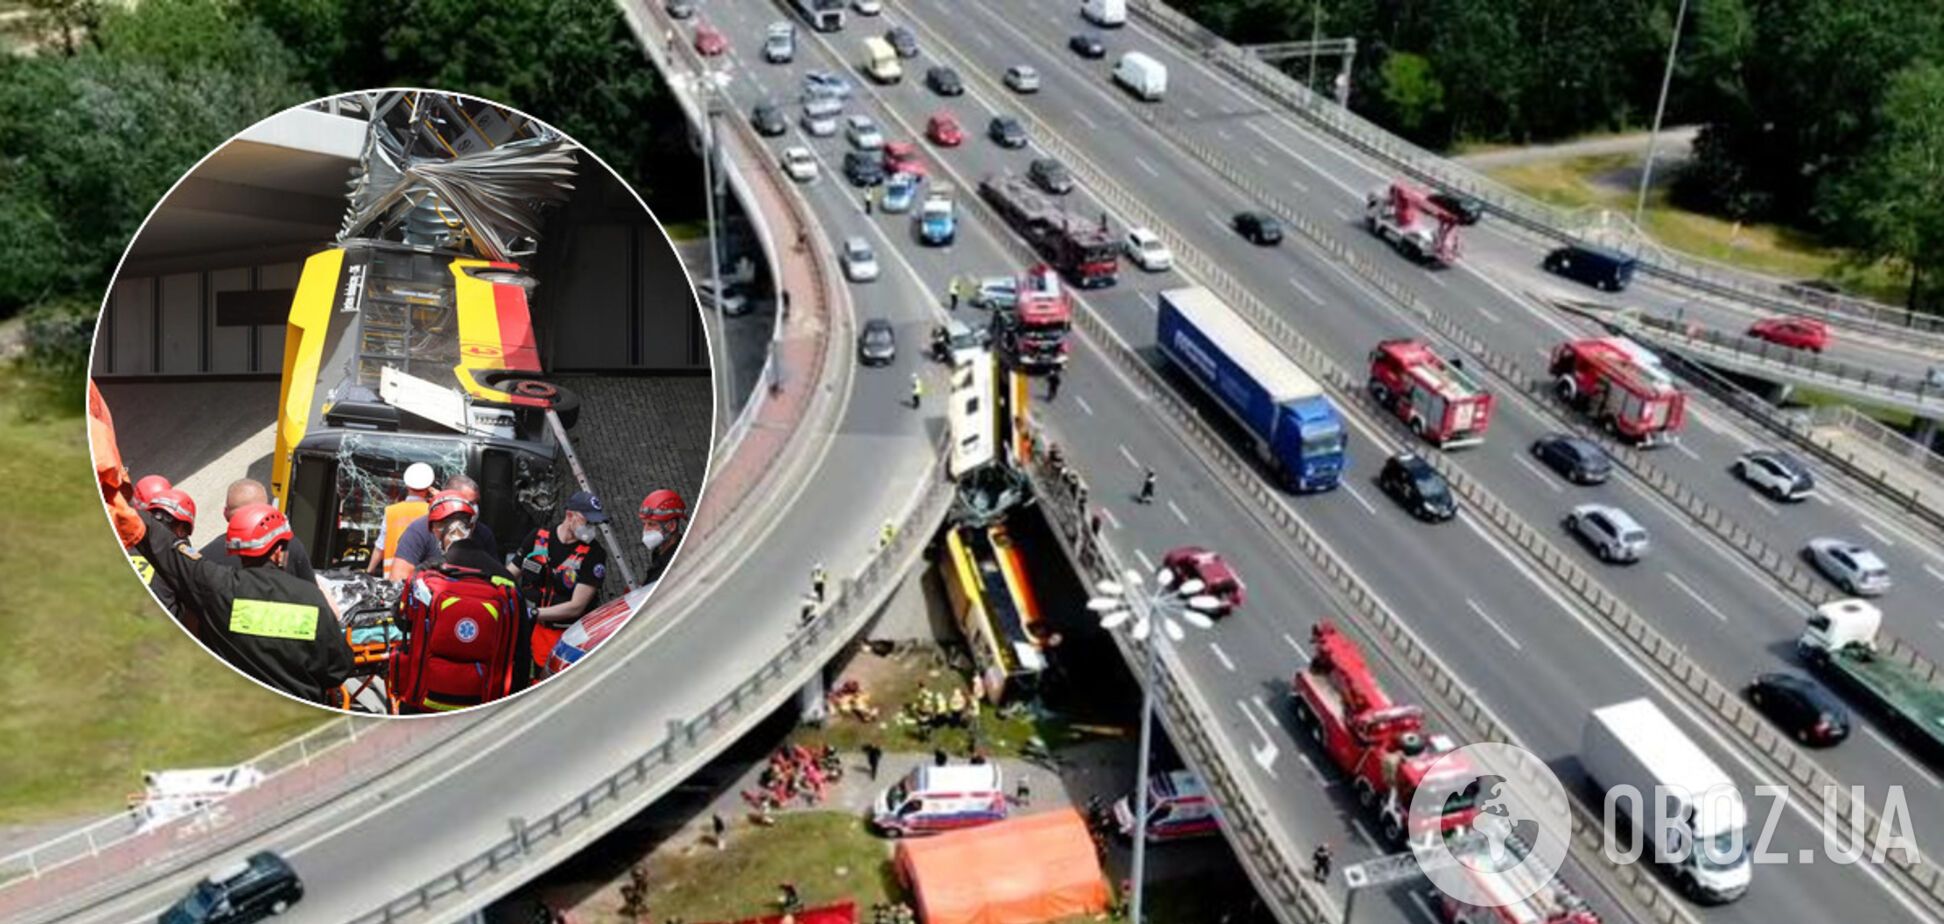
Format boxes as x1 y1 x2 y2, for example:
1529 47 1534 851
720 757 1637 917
1797 599 1944 763
1583 699 1751 903
1155 286 1345 492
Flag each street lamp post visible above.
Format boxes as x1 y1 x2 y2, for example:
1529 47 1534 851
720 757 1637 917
1088 566 1225 924
696 68 740 431
1634 0 1691 230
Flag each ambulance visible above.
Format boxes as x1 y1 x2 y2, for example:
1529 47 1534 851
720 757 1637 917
872 763 1007 837
1112 770 1220 842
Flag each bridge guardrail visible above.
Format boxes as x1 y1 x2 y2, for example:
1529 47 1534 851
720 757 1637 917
1628 315 1944 409
1813 404 1944 484
1124 0 1944 350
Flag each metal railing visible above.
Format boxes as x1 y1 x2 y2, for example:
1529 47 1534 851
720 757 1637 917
1627 315 1944 411
1812 405 1944 483
1125 0 1944 349
352 441 954 922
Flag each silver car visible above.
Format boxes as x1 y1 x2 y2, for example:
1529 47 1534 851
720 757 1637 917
840 236 880 283
1004 64 1041 93
1805 538 1892 596
1567 503 1648 563
845 114 884 151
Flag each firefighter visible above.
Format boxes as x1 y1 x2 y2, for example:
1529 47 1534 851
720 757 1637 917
638 488 689 584
389 474 499 582
133 474 173 508
139 488 199 627
134 503 354 704
427 491 502 573
513 491 611 671
199 479 318 581
368 462 437 577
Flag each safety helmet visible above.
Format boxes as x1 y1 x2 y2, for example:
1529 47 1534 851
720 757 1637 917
402 462 436 492
639 489 688 524
225 503 292 559
133 474 173 506
146 488 196 526
427 490 478 524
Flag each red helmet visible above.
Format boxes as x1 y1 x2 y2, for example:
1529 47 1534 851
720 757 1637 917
146 488 196 526
427 490 478 524
225 504 292 559
639 489 688 524
133 474 173 506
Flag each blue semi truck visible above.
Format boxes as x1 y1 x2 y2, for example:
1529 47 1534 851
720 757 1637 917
1155 286 1346 492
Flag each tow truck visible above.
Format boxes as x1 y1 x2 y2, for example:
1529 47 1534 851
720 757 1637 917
1367 339 1493 448
979 172 1118 288
990 263 1071 371
1364 180 1460 266
1798 599 1944 763
1548 337 1685 446
1291 621 1478 844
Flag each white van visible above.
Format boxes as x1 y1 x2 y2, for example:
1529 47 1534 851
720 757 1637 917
1584 699 1752 902
1113 51 1167 101
872 763 1007 836
1083 0 1127 27
863 36 903 84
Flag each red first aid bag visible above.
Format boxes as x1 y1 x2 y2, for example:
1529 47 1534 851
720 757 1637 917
389 565 529 712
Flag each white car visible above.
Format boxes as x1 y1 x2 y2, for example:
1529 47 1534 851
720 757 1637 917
1734 449 1815 501
840 236 880 282
1124 227 1173 271
1567 503 1648 563
1805 538 1892 596
695 279 751 317
845 114 884 151
852 0 883 14
1004 65 1041 93
970 275 1017 308
780 147 818 183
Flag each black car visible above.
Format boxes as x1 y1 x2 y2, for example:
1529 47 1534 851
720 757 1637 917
1429 190 1484 225
1069 33 1106 58
1543 243 1637 292
988 115 1028 148
886 26 919 58
751 102 787 137
1233 210 1283 245
160 852 304 923
1530 433 1611 484
843 150 886 186
926 66 964 96
665 0 696 19
858 318 897 365
1028 157 1074 194
1379 452 1457 521
1747 672 1850 746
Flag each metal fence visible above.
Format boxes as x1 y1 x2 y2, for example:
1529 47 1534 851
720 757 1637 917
1629 315 1944 410
1812 405 1944 482
1125 0 1944 349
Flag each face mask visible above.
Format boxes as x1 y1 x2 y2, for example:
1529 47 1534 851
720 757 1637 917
641 528 666 551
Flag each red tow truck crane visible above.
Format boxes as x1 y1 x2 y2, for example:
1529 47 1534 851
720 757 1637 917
1290 621 1479 845
993 263 1072 371
1367 339 1494 448
1436 844 1603 924
1548 337 1685 446
979 173 1119 288
1364 180 1461 266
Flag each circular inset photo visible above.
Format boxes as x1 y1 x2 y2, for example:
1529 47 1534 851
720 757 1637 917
87 91 715 714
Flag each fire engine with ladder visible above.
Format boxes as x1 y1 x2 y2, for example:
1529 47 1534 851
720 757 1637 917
1548 337 1685 446
1434 842 1603 924
1291 621 1480 844
1367 339 1494 448
1365 180 1461 266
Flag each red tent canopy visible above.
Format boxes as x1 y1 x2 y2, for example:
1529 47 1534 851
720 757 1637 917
698 900 856 924
895 810 1109 924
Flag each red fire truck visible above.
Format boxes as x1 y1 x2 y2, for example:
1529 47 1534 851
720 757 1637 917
1367 339 1494 448
1435 840 1603 924
979 173 1118 288
1548 338 1685 446
1364 181 1460 266
1290 621 1480 844
992 264 1072 371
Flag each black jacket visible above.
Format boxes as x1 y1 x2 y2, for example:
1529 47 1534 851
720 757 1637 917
137 511 354 704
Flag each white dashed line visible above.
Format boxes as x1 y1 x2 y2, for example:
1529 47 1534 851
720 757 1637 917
1283 632 1310 660
1134 548 1155 573
1465 598 1523 650
1134 157 1160 178
1288 275 1322 306
1118 443 1141 469
1074 394 1095 416
1342 484 1379 516
1250 152 1269 168
1672 442 1702 461
1857 522 1896 548
1073 109 1098 130
1925 564 1944 585
1861 727 1941 786
1332 208 1352 221
1100 507 1121 530
1513 455 1565 492
1664 572 1730 623
1168 499 1190 525
1182 106 1199 119
1209 641 1237 672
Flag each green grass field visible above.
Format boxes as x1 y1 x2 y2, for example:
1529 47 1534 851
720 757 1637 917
0 364 323 824
1488 154 1909 306
788 646 1076 761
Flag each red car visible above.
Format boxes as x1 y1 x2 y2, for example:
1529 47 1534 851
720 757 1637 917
1161 546 1246 617
926 112 963 147
1747 316 1830 353
693 23 727 56
882 141 926 178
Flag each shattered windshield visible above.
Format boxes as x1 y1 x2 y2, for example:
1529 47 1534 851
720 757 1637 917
327 433 469 568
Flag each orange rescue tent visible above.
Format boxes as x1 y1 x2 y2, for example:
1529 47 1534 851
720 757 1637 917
894 809 1109 924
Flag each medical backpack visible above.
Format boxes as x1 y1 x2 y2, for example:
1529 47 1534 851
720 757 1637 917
388 564 530 713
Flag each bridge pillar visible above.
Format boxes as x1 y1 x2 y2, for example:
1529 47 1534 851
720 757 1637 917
1915 415 1940 452
1764 379 1794 405
797 669 829 725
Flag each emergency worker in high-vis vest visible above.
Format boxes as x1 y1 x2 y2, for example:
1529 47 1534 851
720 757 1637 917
513 491 610 670
368 462 437 577
135 503 355 704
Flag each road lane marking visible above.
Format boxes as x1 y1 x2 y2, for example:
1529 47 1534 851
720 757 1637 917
1513 455 1565 492
1100 506 1121 530
1182 106 1199 119
1209 641 1236 671
1168 499 1190 525
1134 156 1160 178
1288 275 1322 306
1332 208 1352 221
1283 632 1310 660
1672 441 1702 461
1250 152 1269 168
1241 696 1281 778
1072 109 1098 130
1861 727 1941 787
1134 548 1155 573
1425 273 1449 289
1664 572 1730 623
1074 394 1095 416
1118 443 1141 469
1857 522 1896 548
1926 564 1944 585
1747 492 1781 516
1205 210 1232 234
1465 598 1523 650
1296 751 1327 785
1342 484 1379 516
1216 127 1233 141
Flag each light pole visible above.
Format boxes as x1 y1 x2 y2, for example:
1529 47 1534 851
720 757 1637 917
1088 565 1225 924
696 67 740 431
1634 0 1691 230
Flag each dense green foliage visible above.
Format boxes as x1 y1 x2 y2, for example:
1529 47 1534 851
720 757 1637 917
0 0 693 322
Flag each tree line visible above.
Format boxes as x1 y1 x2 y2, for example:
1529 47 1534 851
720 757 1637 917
1174 0 1944 309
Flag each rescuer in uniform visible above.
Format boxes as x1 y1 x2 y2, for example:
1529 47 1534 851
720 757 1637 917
513 491 611 671
200 479 317 581
135 503 355 704
368 462 437 577
637 489 688 585
389 474 499 582
141 488 200 628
